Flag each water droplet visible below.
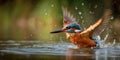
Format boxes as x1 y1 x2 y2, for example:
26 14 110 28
75 6 78 10
30 34 33 36
89 11 92 14
78 12 82 15
81 3 84 6
51 4 54 7
110 16 114 19
81 16 83 19
45 12 48 15
89 11 94 14
94 5 98 8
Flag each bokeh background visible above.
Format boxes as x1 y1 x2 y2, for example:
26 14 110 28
0 0 119 43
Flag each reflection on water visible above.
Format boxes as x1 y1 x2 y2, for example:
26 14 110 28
0 40 120 60
66 48 94 60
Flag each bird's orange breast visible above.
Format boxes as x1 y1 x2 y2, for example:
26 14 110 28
69 33 96 48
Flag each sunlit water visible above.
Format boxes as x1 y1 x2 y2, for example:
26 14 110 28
0 35 120 60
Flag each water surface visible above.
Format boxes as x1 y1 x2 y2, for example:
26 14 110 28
0 40 120 60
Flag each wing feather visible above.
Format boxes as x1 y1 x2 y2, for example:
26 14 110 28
91 9 112 38
62 7 77 26
80 9 112 39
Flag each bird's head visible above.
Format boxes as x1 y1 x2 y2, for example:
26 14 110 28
50 23 81 33
50 23 81 39
50 7 82 38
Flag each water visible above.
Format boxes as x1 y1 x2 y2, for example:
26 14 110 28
0 40 120 60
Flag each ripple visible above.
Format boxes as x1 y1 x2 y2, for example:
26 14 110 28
0 40 120 57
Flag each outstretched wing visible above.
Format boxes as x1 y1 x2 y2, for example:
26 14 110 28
62 7 77 26
91 9 112 38
80 9 112 39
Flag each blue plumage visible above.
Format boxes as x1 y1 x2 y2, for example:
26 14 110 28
66 23 81 33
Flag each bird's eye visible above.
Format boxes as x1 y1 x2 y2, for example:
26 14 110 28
66 26 70 29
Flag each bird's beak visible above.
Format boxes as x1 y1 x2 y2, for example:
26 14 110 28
50 29 65 33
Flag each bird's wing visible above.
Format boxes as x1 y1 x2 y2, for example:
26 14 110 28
80 9 112 39
62 7 77 26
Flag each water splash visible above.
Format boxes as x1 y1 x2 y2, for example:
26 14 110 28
98 34 116 48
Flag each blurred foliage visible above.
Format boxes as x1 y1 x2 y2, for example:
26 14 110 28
0 0 119 43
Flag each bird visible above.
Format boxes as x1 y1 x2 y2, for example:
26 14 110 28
50 7 112 48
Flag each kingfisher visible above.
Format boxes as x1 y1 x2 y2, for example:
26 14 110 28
50 8 112 48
